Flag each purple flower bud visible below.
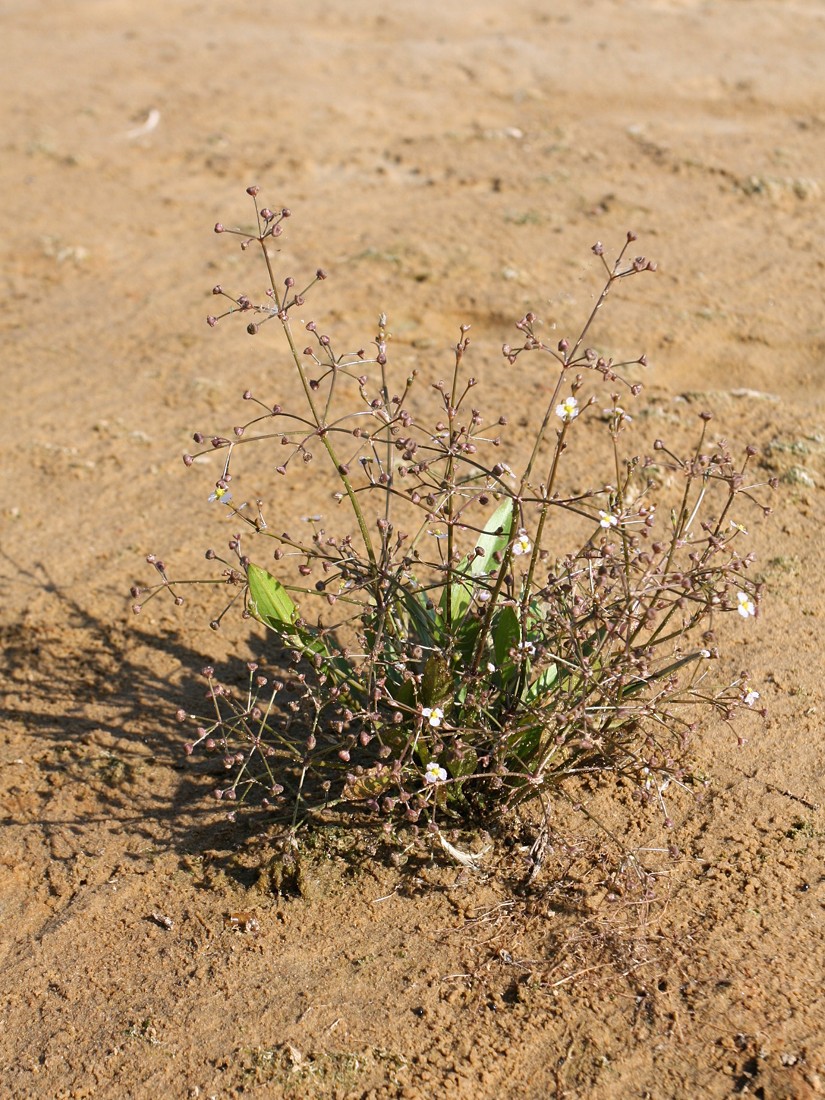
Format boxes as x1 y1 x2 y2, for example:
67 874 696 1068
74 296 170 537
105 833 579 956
212 285 222 295
183 453 194 467
214 223 224 234
246 185 260 196
206 315 218 327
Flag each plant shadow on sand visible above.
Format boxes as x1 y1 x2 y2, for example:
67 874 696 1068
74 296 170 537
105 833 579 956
1 557 285 870
1 555 488 893
1 554 669 920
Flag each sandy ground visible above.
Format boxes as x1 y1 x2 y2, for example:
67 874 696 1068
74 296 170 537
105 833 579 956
2 0 824 1096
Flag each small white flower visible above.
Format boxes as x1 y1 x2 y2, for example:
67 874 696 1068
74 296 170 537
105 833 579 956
744 690 760 707
421 706 444 728
598 510 619 529
424 760 447 784
729 520 749 535
517 639 536 658
486 661 496 674
512 529 532 556
475 587 492 603
427 527 448 540
555 395 579 422
736 591 756 619
208 486 232 503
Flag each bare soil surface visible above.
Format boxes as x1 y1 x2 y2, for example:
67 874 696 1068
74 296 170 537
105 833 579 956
2 1 824 1096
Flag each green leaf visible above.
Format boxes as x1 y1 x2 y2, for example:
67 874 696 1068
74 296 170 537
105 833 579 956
446 740 477 779
507 722 544 763
247 562 335 668
524 662 559 703
421 655 453 707
493 605 520 669
402 588 439 649
247 563 299 631
470 498 515 578
342 766 392 801
387 676 415 710
439 498 515 627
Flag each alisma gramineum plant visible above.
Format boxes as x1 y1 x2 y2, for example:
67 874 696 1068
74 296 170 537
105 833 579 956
134 188 771 829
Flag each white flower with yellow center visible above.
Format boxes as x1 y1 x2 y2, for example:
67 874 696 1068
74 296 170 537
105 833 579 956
208 485 232 503
512 529 532 556
555 395 579 422
736 591 756 619
421 706 444 728
424 761 447 784
598 510 619 529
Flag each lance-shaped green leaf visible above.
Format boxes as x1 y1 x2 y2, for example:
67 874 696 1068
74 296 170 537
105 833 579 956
524 661 559 703
247 563 300 631
421 654 453 707
492 604 520 673
440 498 515 626
618 649 711 701
247 563 334 666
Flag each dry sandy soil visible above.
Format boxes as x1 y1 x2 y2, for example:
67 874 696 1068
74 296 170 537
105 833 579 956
2 0 824 1096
